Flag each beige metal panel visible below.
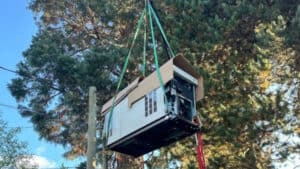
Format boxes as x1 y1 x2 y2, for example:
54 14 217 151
196 76 204 101
173 54 204 101
101 54 205 114
101 77 141 114
128 59 174 106
128 55 204 106
173 54 200 78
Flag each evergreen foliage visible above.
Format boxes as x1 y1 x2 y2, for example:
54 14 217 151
8 0 300 168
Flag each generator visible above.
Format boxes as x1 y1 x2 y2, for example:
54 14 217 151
101 55 204 157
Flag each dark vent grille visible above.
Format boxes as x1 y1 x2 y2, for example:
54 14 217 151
145 95 148 116
145 89 157 117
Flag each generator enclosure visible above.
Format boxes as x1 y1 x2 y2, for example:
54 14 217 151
101 55 204 157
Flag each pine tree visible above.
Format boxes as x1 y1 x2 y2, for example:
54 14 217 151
8 0 300 168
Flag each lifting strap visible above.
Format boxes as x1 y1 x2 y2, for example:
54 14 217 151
104 2 206 169
196 132 206 169
105 8 146 139
148 2 167 99
103 3 207 169
142 4 147 77
105 1 175 138
149 3 175 58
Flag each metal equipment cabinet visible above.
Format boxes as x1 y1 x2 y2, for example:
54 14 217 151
101 55 204 157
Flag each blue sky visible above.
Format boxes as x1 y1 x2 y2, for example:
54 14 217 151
0 0 83 168
0 1 299 169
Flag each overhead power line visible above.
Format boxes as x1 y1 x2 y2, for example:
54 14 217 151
0 65 64 93
7 126 33 129
0 66 18 74
0 103 18 109
21 167 78 169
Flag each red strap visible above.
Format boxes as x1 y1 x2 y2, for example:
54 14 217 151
196 132 206 169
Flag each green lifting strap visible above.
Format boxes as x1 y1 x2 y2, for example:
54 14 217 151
142 11 147 77
105 1 174 142
149 4 175 58
105 8 146 139
148 2 167 100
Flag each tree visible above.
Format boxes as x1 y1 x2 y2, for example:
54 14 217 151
0 115 31 168
9 0 300 168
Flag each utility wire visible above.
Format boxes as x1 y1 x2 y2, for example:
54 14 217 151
23 167 77 169
0 65 18 74
7 126 33 129
0 103 18 109
0 103 32 129
0 73 87 165
0 65 64 93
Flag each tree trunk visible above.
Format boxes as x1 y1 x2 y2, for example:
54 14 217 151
116 154 144 169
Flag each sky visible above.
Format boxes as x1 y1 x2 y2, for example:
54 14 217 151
0 0 83 168
0 1 299 169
